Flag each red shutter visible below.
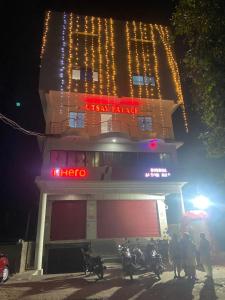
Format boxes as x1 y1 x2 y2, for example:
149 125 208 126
50 201 86 240
97 200 159 238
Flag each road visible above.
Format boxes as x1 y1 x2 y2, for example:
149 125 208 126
0 265 225 300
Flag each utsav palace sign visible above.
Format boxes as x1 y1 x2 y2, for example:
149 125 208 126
82 96 140 115
84 103 138 114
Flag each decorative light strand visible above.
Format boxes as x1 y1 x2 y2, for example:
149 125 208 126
40 11 51 61
133 21 142 98
91 16 96 94
157 25 188 132
139 21 149 98
125 21 134 98
84 16 89 93
104 18 110 95
97 17 103 95
59 13 67 114
67 13 73 92
144 23 154 98
109 18 117 96
74 15 80 92
149 24 165 137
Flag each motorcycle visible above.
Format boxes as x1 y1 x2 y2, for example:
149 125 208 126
150 249 164 280
132 246 146 268
82 250 106 280
118 245 136 280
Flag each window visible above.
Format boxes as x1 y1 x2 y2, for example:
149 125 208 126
72 68 98 82
138 116 152 131
69 112 85 128
101 114 112 133
133 75 155 86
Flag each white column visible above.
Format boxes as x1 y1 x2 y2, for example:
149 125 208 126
86 200 97 239
34 192 47 275
179 187 185 215
157 199 168 238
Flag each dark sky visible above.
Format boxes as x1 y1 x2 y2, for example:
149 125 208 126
0 0 224 239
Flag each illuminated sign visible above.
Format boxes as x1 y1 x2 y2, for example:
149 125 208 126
145 168 171 178
84 96 140 106
84 103 138 114
52 168 88 178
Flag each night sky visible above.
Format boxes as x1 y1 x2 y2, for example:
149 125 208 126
0 1 224 241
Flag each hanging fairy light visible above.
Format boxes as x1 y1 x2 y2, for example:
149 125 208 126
133 20 142 98
97 17 103 95
139 21 149 98
67 13 73 92
157 25 188 132
109 18 117 96
59 12 67 115
149 24 165 138
40 11 51 61
74 15 80 92
91 16 96 94
143 23 154 98
125 21 134 98
84 16 89 93
104 18 110 96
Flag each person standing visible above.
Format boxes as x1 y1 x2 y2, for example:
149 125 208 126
181 232 197 280
169 234 182 278
199 233 213 278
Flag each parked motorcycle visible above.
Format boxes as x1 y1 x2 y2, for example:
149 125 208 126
82 249 106 280
132 246 146 268
118 245 136 280
150 249 164 280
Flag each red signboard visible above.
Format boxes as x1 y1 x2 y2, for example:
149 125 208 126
51 168 88 178
84 103 138 114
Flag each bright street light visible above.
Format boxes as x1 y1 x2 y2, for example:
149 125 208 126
191 195 211 210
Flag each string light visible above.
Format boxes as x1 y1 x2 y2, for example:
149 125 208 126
40 11 51 61
59 12 67 115
143 23 154 98
157 25 188 132
97 17 103 95
74 15 80 92
109 18 117 96
84 16 89 93
133 21 142 98
91 16 96 94
104 18 110 95
125 21 134 98
149 24 165 138
67 13 73 92
139 21 149 98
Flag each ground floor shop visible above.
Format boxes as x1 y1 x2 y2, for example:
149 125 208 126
34 180 185 274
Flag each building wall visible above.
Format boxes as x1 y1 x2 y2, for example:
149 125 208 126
45 91 176 139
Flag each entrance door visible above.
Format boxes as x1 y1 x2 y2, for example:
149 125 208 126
101 114 112 133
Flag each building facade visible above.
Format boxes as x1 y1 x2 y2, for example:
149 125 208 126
35 11 187 274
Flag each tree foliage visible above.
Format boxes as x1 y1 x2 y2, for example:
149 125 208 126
173 0 225 157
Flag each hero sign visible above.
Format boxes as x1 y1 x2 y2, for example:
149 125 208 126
52 168 88 178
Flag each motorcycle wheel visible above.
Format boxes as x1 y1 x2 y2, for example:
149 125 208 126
1 267 9 283
95 267 104 279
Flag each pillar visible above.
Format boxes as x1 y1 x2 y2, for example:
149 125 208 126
179 187 185 215
34 192 47 275
86 200 97 239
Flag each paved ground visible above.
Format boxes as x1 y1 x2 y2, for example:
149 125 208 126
1 264 225 300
